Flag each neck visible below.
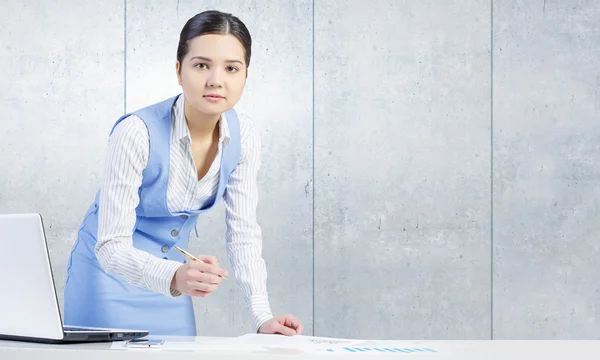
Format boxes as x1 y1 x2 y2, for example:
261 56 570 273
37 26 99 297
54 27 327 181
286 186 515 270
184 100 220 139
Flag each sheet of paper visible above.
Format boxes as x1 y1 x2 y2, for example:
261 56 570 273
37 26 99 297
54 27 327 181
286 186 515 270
232 333 366 349
230 334 441 355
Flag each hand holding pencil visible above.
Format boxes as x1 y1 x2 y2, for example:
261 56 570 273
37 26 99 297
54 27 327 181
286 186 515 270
170 246 229 298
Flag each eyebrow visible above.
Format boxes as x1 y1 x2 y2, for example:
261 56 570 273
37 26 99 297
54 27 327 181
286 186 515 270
189 56 244 65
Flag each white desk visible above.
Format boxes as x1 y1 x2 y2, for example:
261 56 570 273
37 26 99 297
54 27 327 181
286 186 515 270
1 336 600 359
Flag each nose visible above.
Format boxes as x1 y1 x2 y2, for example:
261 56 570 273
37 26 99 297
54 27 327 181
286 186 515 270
206 68 223 88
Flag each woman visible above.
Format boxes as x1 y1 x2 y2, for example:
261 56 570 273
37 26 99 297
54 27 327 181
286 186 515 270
63 10 303 337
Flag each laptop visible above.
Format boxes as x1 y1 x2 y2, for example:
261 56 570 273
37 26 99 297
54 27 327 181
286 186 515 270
0 213 149 343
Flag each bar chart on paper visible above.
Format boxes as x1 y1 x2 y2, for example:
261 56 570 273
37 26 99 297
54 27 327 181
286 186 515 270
325 346 438 354
300 337 439 355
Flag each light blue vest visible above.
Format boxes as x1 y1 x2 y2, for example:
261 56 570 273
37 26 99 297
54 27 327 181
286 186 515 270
64 94 240 336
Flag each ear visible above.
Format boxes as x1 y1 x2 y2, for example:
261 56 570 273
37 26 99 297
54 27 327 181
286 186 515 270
176 61 182 86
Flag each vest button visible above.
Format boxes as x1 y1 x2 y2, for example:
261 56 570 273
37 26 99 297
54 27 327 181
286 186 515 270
180 215 189 220
171 229 179 237
161 245 169 253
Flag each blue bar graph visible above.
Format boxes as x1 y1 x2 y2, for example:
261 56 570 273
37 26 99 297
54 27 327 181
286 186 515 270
332 346 438 354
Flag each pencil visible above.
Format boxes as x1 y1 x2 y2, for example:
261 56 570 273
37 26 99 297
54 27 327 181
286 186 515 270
173 245 228 279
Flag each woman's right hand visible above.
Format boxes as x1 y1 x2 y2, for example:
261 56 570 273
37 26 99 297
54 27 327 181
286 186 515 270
171 255 228 297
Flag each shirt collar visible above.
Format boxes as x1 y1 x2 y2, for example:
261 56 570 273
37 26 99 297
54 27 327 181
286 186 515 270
172 94 231 146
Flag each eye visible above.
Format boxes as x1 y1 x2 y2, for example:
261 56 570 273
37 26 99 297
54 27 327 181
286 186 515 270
194 63 208 69
226 66 238 73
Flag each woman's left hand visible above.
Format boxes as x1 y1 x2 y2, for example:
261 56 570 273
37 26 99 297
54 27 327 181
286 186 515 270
258 314 304 336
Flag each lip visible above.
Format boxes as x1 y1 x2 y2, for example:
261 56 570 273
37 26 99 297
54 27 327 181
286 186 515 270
203 94 225 99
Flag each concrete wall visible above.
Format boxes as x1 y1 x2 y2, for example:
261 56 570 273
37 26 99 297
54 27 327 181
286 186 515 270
493 0 600 339
314 0 492 340
1 0 599 339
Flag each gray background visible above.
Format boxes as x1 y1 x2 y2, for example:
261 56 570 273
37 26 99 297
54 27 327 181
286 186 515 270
1 0 599 340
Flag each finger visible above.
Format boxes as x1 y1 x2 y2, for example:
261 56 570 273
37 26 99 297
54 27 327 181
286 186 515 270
295 322 304 335
283 315 301 328
189 261 228 278
189 281 217 293
195 254 218 265
196 272 222 285
185 271 220 288
183 270 218 287
281 315 302 333
274 323 296 336
202 264 228 278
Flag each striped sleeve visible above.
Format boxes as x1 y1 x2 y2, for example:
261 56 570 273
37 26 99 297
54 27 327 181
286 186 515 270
95 115 182 297
223 115 274 331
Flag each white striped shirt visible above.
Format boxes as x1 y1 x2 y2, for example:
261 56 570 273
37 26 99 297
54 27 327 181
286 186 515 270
94 94 273 331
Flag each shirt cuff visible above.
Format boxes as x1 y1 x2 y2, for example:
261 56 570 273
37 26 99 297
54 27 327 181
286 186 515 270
141 257 183 297
250 295 274 331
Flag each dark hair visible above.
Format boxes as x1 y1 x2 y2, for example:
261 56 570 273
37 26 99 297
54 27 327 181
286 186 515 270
177 10 252 68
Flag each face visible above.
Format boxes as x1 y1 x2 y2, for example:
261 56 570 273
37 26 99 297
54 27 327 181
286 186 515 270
176 34 247 117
